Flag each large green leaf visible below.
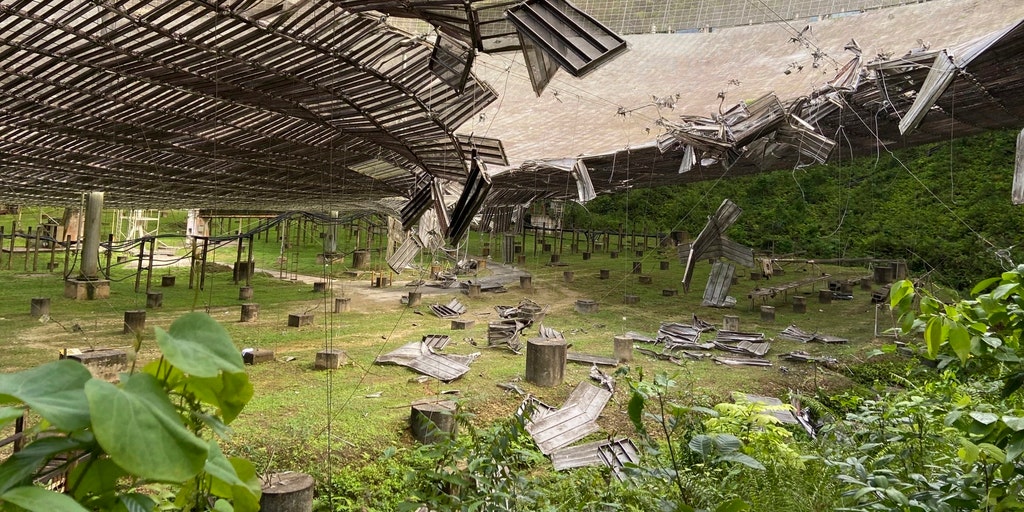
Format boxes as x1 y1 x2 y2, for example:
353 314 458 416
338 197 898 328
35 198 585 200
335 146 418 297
0 436 87 494
924 317 945 359
1006 431 1024 462
66 457 127 502
627 392 646 435
948 324 972 363
0 485 89 512
155 313 243 378
0 360 92 431
186 372 253 424
85 374 208 482
0 407 23 430
205 442 261 512
714 499 751 512
688 435 714 457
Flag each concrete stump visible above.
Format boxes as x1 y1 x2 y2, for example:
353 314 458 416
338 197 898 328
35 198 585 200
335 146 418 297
146 291 163 309
750 272 762 281
260 472 314 512
624 294 639 305
526 337 567 387
638 275 653 285
333 297 351 313
239 286 254 301
481 247 491 258
520 275 533 291
582 252 591 260
723 315 740 331
241 303 259 322
352 250 370 269
818 289 833 304
860 278 873 291
30 297 50 318
312 281 327 293
430 264 442 278
563 271 574 283
315 350 348 370
516 254 526 265
662 289 678 297
635 250 644 258
542 243 552 252
613 335 633 362
610 251 618 259
477 260 487 270
731 276 741 285
410 400 457 444
514 245 523 254
407 292 422 307
451 319 475 330
840 282 854 294
161 275 175 287
632 261 642 274
243 349 275 365
467 283 482 298
288 313 313 327
599 269 610 280
123 310 146 335
232 261 254 282
660 261 670 271
793 296 807 313
892 261 908 280
760 305 776 323
550 254 560 263
874 265 893 284
575 299 599 314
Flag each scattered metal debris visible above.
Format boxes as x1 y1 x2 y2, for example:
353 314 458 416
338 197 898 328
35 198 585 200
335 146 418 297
537 324 564 339
680 199 755 293
691 314 717 333
525 382 612 455
488 319 526 353
430 299 468 319
777 325 848 344
497 299 548 326
657 322 714 350
498 381 526 396
713 357 772 367
375 342 475 382
635 347 686 366
568 353 618 367
588 364 615 392
702 260 737 308
551 438 639 481
779 351 839 368
421 334 452 350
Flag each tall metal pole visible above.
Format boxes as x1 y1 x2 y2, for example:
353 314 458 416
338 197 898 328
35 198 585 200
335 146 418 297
79 191 103 280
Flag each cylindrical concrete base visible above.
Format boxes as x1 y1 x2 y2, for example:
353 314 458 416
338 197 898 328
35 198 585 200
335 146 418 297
241 303 259 322
624 294 639 305
563 271 574 283
610 251 618 259
30 297 50 318
146 292 163 309
123 310 146 335
333 297 351 313
613 335 633 362
582 252 591 260
239 286 254 301
818 289 833 304
760 305 776 323
550 254 560 263
526 338 567 387
408 291 422 307
313 282 327 293
793 296 807 313
638 275 652 285
723 315 739 332
467 283 481 298
260 472 314 512
575 299 599 314
161 275 176 287
632 261 642 274
520 275 533 291
599 269 610 280
660 261 670 271
352 250 371 269
410 400 457 444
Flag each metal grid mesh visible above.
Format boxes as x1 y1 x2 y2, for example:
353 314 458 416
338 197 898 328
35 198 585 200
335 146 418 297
569 0 938 35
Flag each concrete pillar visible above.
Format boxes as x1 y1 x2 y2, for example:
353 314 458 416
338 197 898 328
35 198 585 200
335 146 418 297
80 191 103 279
323 211 339 255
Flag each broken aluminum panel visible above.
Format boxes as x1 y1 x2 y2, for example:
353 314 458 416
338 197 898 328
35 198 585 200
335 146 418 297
681 199 750 293
588 364 615 392
375 342 471 382
656 323 707 350
387 235 423 274
429 32 474 93
457 134 509 167
691 315 717 333
517 27 560 96
431 180 452 238
775 114 837 165
713 357 772 367
526 382 612 455
567 353 618 366
517 395 558 422
551 438 638 480
422 334 452 351
506 0 627 78
738 394 799 425
430 298 468 319
778 325 816 343
779 351 839 367
447 156 492 243
401 179 434 231
712 340 771 357
538 324 564 339
702 260 736 308
624 331 657 344
900 22 1021 135
572 160 597 203
488 319 526 353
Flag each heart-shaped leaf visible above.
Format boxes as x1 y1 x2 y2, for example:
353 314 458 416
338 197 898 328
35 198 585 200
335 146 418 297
156 313 243 378
0 360 92 431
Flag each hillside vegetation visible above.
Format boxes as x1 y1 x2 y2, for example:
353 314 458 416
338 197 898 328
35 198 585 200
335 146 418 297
565 129 1024 290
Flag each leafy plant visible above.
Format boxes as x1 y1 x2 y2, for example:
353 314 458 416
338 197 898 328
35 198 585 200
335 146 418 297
0 312 259 511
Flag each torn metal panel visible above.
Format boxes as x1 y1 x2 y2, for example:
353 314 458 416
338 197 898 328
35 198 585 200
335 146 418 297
430 298 468 319
551 438 638 479
538 325 564 339
488 319 526 353
526 382 612 455
456 134 509 167
517 27 560 96
447 155 492 243
701 260 736 308
401 179 434 231
779 351 838 367
567 353 618 366
429 31 474 93
692 315 717 333
422 334 452 351
713 357 772 367
387 234 423 274
778 325 816 343
681 199 750 293
572 160 597 203
775 114 837 165
1014 128 1024 205
375 342 471 382
506 0 627 78
589 364 615 392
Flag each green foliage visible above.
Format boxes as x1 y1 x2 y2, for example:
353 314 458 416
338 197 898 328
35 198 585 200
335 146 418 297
564 130 1024 290
0 312 258 511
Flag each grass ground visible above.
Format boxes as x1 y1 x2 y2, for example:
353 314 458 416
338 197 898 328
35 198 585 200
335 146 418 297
0 213 899 489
